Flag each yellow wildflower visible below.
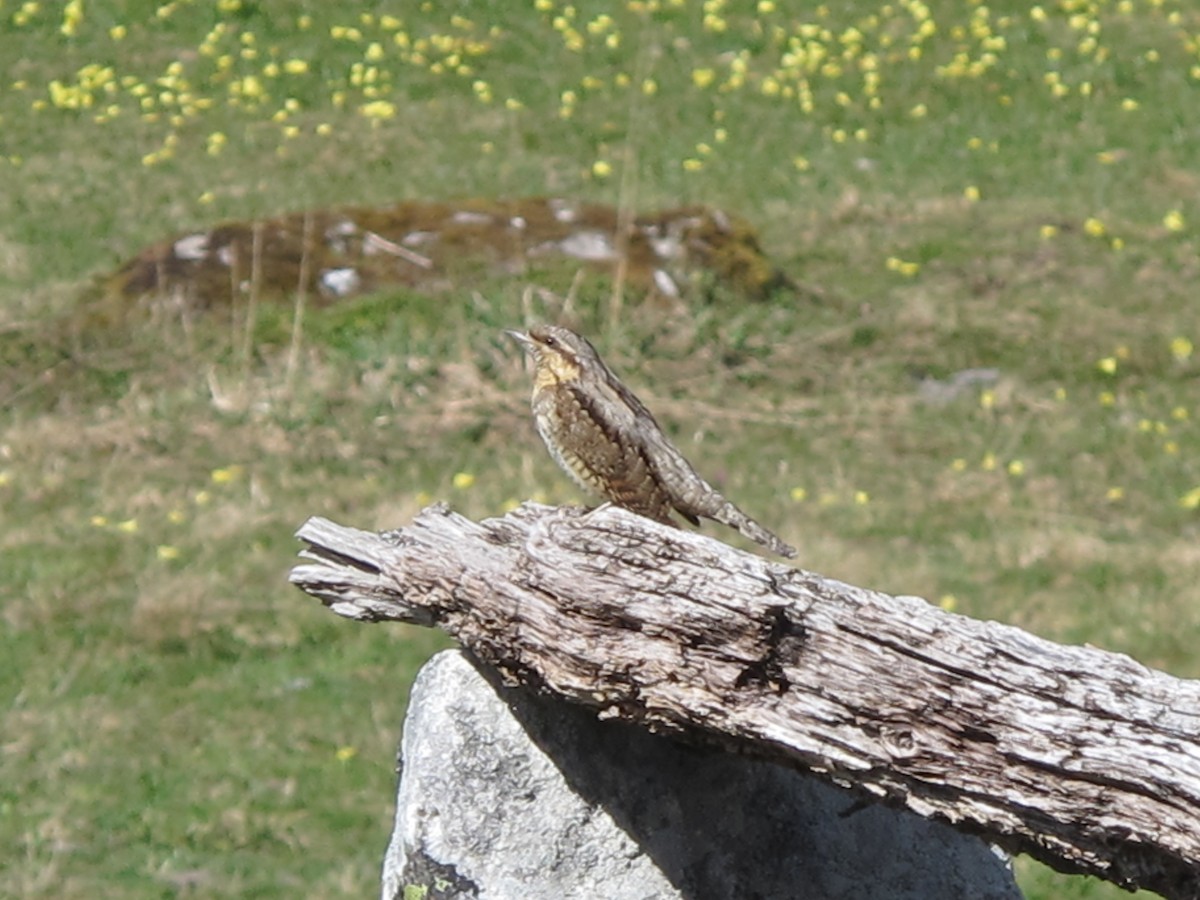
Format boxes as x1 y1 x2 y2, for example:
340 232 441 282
211 465 244 484
359 100 396 119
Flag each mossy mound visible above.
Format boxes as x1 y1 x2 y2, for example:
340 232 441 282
91 197 793 323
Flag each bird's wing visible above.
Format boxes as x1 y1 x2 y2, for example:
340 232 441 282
558 383 679 525
596 364 723 520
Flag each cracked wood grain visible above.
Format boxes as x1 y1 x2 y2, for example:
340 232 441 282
290 502 1200 900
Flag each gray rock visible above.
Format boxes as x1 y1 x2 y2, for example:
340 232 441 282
918 368 1002 405
382 650 1023 900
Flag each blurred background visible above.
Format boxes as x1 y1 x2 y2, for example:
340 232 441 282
2 1 1197 896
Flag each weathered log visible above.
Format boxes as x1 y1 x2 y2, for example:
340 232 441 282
289 502 1200 899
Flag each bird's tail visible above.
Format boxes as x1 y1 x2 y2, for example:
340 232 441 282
714 501 797 559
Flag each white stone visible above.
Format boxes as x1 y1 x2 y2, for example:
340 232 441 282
326 219 358 237
548 198 578 222
557 230 617 261
449 210 492 226
173 233 209 260
652 269 680 297
381 650 1024 900
325 219 358 254
319 267 361 297
401 231 437 247
649 235 683 260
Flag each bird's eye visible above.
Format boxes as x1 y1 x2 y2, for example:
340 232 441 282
542 335 557 348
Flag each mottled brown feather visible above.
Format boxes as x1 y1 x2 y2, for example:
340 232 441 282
510 324 795 558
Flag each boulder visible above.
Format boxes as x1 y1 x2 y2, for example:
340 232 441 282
381 649 1023 900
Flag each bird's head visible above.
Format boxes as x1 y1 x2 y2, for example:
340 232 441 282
506 324 597 387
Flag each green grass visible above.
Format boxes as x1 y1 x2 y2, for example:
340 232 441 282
3 1 1198 897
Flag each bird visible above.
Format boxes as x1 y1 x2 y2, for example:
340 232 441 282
507 324 796 558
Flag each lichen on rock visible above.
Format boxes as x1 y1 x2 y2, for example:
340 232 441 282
94 197 793 322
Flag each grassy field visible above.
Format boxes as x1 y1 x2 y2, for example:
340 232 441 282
2 1 1198 896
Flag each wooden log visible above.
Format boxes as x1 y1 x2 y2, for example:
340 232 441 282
289 502 1200 899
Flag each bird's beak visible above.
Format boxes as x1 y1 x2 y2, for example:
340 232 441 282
505 329 533 352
